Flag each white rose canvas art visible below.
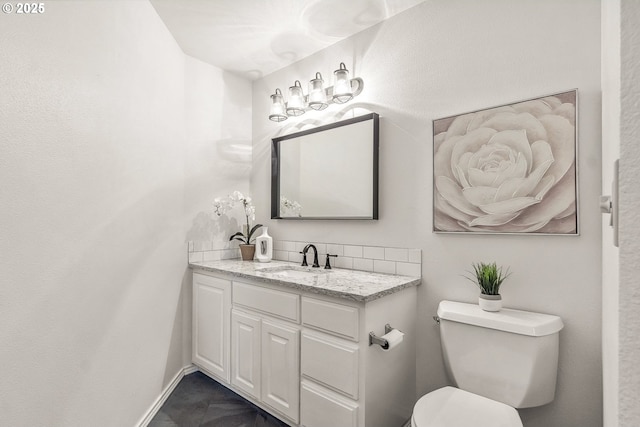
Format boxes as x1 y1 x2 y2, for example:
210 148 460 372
433 90 578 234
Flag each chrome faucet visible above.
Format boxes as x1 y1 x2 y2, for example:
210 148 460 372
300 244 320 268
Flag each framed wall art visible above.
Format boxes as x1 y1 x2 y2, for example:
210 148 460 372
433 90 578 234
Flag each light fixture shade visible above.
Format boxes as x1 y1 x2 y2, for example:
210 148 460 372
333 62 353 104
269 88 287 122
286 80 306 116
308 72 328 111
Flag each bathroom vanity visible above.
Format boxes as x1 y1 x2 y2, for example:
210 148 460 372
189 259 420 427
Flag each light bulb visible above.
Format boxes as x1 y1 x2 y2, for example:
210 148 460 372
268 88 287 122
308 72 328 111
286 80 306 116
333 62 353 104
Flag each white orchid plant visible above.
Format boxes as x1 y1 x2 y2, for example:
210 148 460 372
213 191 263 245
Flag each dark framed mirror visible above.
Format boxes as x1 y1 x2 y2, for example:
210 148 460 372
271 113 379 220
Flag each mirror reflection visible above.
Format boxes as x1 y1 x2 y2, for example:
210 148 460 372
271 113 379 219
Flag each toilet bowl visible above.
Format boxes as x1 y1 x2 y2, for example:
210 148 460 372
411 387 522 427
410 301 563 427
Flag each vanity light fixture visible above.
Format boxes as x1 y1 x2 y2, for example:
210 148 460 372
268 62 364 122
308 72 328 110
286 80 306 117
269 88 287 122
332 62 354 103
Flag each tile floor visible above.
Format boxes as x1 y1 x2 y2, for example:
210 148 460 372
148 371 290 427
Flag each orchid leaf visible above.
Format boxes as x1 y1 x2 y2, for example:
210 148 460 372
229 232 247 244
247 224 263 244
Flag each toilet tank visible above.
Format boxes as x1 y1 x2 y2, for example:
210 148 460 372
436 301 563 409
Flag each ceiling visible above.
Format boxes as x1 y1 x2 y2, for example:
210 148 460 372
150 0 426 80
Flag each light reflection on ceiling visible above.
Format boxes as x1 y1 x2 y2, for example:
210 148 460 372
150 0 426 80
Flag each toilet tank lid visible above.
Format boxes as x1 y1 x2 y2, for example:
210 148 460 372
437 301 563 336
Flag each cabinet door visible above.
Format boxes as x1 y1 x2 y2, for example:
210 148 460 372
231 309 262 400
192 273 231 382
261 319 300 423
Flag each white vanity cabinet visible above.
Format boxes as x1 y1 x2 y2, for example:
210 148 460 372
231 309 301 422
192 267 418 427
299 297 361 427
301 289 417 427
192 272 231 382
231 279 301 423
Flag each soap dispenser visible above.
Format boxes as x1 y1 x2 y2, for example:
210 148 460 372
255 227 273 263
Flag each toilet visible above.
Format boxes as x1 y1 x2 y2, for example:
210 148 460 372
411 300 564 427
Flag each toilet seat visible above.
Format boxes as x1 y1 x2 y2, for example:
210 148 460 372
411 386 523 427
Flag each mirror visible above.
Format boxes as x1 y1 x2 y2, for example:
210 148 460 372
271 113 379 219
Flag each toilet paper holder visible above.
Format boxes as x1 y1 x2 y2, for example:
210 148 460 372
369 324 399 349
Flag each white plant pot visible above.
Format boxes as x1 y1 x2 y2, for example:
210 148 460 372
479 294 502 312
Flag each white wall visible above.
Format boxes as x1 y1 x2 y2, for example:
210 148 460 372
184 56 253 246
252 1 602 426
0 1 251 425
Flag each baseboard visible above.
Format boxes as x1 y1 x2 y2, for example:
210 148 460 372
183 364 199 375
136 364 198 427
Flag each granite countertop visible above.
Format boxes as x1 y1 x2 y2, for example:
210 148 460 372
189 259 421 303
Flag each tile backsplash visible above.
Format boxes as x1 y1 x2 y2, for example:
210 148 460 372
187 240 239 263
188 239 422 278
273 240 422 277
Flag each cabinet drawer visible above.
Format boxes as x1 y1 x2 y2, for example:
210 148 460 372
301 332 359 399
302 297 359 341
301 380 358 427
233 281 300 323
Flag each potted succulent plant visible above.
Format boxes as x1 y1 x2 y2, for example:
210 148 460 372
214 191 263 261
465 262 511 312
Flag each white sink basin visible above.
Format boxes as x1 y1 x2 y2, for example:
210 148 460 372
258 266 329 279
